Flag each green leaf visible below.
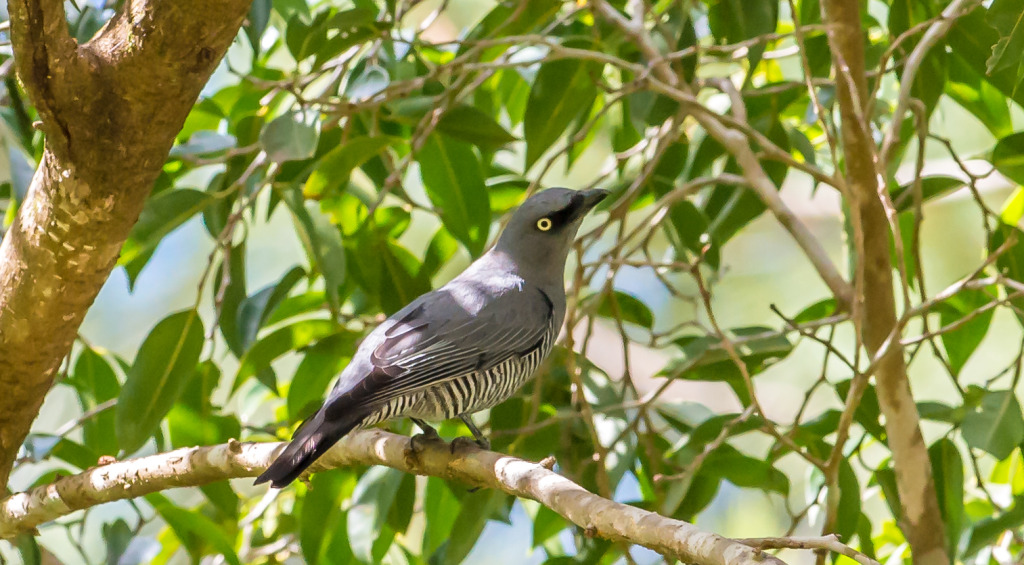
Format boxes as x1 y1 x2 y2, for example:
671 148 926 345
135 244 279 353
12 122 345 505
418 133 491 256
216 243 248 357
835 379 886 440
929 438 966 555
232 319 337 393
437 104 517 150
664 327 793 384
986 0 1024 78
1001 187 1024 226
433 490 508 565
237 266 306 351
387 472 417 534
874 465 902 525
284 193 347 317
168 403 240 448
116 310 205 454
962 389 1024 459
532 505 568 548
702 444 789 495
301 472 356 565
260 114 319 162
707 0 778 71
424 479 461 556
993 132 1024 185
946 53 1013 137
664 199 718 268
200 481 240 521
146 493 241 565
244 0 271 54
347 467 404 562
989 225 1024 321
103 519 133 565
67 348 119 457
964 493 1024 557
938 287 995 375
524 56 602 169
890 176 965 212
835 460 861 541
303 136 393 199
169 131 236 158
419 227 461 280
594 290 654 329
287 331 358 422
119 189 213 266
346 64 389 100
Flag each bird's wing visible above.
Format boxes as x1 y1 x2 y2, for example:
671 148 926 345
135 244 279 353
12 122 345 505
324 284 554 416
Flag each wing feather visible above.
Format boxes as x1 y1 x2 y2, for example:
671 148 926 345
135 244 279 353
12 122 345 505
322 283 555 420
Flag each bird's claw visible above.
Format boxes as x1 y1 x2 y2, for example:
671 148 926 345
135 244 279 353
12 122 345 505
409 431 444 456
450 435 488 455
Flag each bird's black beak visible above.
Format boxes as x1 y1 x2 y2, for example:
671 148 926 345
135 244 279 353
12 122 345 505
558 189 611 223
585 188 606 210
578 188 610 212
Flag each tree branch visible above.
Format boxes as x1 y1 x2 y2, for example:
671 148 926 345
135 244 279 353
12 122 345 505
879 0 982 164
0 430 787 565
820 0 949 563
0 0 252 487
738 535 880 565
5 0 77 160
589 0 853 309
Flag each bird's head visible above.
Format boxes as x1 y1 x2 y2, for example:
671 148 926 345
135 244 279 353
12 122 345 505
491 187 609 286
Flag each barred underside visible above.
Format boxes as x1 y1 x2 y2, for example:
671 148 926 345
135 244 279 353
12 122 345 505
358 319 558 428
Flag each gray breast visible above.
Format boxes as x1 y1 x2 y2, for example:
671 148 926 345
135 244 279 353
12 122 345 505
357 319 559 427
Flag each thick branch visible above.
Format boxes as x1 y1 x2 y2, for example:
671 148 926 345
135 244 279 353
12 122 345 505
0 0 252 487
820 1 949 563
5 0 77 159
0 431 786 565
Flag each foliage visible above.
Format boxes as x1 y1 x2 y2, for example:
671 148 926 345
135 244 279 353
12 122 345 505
3 0 1024 563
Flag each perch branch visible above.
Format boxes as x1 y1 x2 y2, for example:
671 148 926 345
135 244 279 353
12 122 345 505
0 430 785 565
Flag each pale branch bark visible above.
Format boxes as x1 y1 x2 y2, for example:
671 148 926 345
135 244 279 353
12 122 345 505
0 430 787 565
879 0 982 164
0 0 252 487
738 535 881 565
820 1 949 563
589 0 854 310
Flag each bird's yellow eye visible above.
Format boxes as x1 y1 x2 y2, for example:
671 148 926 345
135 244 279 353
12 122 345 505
536 218 552 231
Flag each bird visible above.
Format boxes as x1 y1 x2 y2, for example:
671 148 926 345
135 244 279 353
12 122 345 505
255 187 609 487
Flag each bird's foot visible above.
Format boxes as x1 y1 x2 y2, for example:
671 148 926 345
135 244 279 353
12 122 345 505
408 430 444 457
450 435 488 455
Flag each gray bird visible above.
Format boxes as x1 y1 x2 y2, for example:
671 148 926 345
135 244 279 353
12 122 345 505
255 187 608 487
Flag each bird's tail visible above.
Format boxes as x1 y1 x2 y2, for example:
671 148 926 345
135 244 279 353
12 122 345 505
254 410 361 488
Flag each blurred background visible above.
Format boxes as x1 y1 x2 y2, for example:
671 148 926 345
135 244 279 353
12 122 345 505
3 0 1023 563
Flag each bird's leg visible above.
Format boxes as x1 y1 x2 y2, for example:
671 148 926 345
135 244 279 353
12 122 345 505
411 418 440 439
408 418 443 456
458 415 491 450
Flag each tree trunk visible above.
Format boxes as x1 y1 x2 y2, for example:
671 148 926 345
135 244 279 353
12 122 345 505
821 1 950 563
0 0 253 487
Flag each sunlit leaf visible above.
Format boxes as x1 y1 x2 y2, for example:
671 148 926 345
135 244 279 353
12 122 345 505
116 310 205 454
146 493 241 565
437 104 517 150
303 136 394 199
524 55 603 169
962 388 1024 459
260 114 319 163
418 133 491 256
232 319 337 393
929 438 966 555
120 189 212 269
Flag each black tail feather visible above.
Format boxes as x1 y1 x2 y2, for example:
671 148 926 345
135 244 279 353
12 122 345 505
254 411 359 488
